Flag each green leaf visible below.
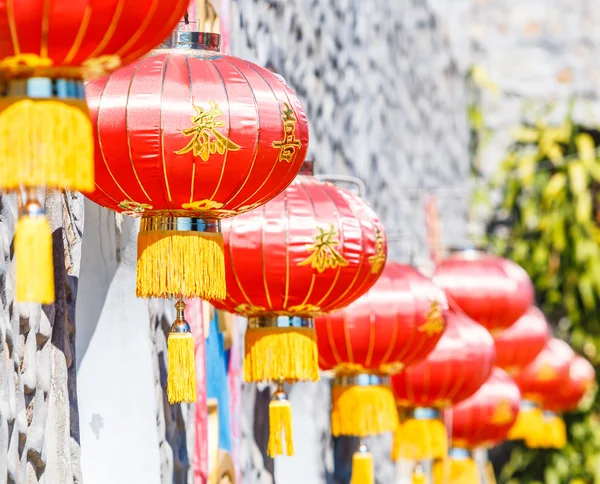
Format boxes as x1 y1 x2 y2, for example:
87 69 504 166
544 172 567 200
576 133 596 161
569 161 589 194
511 125 539 143
579 274 596 310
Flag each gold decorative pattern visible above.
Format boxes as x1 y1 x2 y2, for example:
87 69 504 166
176 101 241 161
417 301 445 336
380 362 405 374
82 55 121 77
368 226 386 274
298 224 349 273
0 54 122 78
234 303 267 316
490 399 515 426
286 303 322 314
0 54 52 68
537 362 557 381
181 199 237 217
272 102 302 163
118 200 153 216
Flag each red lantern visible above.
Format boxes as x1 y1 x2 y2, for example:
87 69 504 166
315 262 446 483
543 355 596 413
213 170 386 457
433 368 520 484
391 310 495 460
315 262 447 435
509 338 574 449
85 31 309 405
0 1 189 304
494 306 550 375
434 250 534 333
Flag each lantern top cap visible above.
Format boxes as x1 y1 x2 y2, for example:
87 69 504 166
160 31 221 52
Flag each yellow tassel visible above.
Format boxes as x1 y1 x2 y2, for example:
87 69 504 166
136 229 226 301
167 332 197 404
0 98 93 191
267 399 294 457
391 424 402 461
433 455 479 484
332 383 398 437
351 450 374 484
15 213 54 304
395 411 448 460
526 412 566 449
508 403 543 443
244 327 319 383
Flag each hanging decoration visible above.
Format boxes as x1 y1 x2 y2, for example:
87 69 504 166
509 338 574 448
433 368 520 484
0 0 190 304
493 306 550 375
316 262 448 483
212 166 386 457
434 250 534 333
391 310 495 462
85 30 309 404
528 354 595 450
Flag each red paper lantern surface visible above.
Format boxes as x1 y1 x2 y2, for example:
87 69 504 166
391 310 496 408
434 251 534 333
212 175 386 316
542 355 595 413
494 307 550 375
315 262 447 375
0 0 189 79
85 36 308 217
513 338 574 404
447 367 521 449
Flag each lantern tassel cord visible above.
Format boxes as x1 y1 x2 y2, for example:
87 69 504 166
167 300 197 404
0 99 94 191
332 383 398 437
244 327 319 383
350 448 374 484
15 193 54 304
137 229 226 301
267 384 294 457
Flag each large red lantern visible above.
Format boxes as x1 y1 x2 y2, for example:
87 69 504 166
315 262 446 484
434 250 534 333
0 0 189 304
509 338 574 449
433 368 520 484
391 310 495 461
86 31 309 405
493 306 550 375
213 170 386 457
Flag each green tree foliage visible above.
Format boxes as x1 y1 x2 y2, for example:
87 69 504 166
482 108 600 483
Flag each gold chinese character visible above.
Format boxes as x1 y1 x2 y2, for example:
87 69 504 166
298 224 349 273
490 400 515 426
368 226 386 274
537 362 557 381
176 101 241 161
417 300 445 336
272 102 302 163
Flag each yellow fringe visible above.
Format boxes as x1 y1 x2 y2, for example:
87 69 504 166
350 451 374 484
508 405 543 442
136 230 226 300
267 400 294 457
525 413 566 449
244 327 319 383
331 384 398 437
15 215 54 304
0 98 93 191
394 416 448 461
167 333 197 404
433 457 479 484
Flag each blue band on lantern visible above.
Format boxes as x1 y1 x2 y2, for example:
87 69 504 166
248 315 314 330
543 410 556 419
1 78 85 100
520 400 538 411
140 216 221 234
412 407 442 420
448 447 472 460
